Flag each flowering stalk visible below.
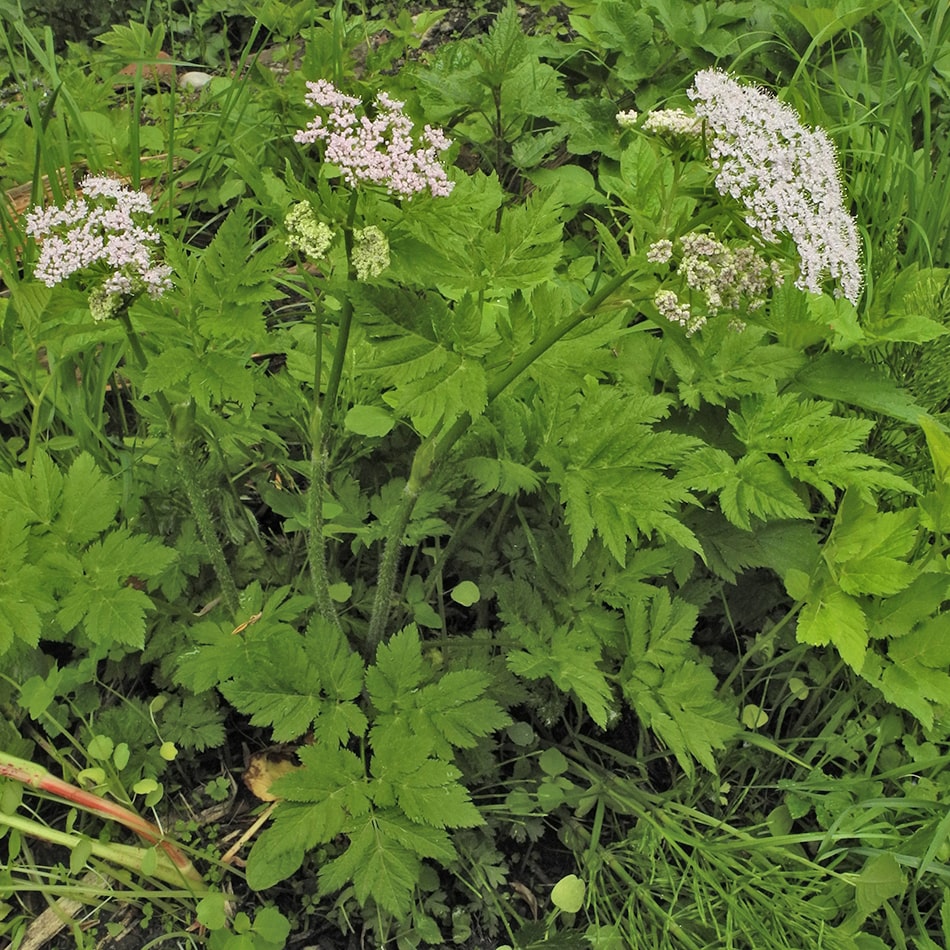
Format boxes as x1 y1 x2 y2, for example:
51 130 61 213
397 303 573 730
293 83 454 638
115 308 240 618
26 176 240 617
0 751 204 888
303 193 359 631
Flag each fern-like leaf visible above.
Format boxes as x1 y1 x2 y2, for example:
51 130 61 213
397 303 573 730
539 380 702 565
621 589 737 775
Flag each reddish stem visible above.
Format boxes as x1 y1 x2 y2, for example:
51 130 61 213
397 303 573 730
0 752 201 882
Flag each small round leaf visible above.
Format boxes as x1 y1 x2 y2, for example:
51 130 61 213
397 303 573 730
113 742 131 770
450 581 480 606
539 747 568 776
551 874 585 913
87 735 114 761
741 704 768 729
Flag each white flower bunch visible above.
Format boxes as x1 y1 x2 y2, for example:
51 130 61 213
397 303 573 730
294 80 454 199
687 69 863 303
25 176 172 304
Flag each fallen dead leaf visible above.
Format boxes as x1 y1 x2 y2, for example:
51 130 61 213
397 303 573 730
242 751 299 802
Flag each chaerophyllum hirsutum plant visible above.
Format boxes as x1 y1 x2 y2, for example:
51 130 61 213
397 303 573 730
7 48 950 932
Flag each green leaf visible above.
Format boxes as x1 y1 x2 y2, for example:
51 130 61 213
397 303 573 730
670 326 806 410
197 893 229 930
0 511 54 654
478 185 565 293
193 204 283 344
621 590 737 775
250 907 291 948
344 405 395 437
368 626 509 758
374 811 456 864
372 741 482 829
539 747 568 777
58 453 121 544
730 392 913 502
551 874 585 913
450 581 480 606
245 822 307 892
365 625 426 713
789 0 892 43
796 584 868 672
319 813 420 916
719 453 812 530
793 352 932 425
0 450 63 527
507 622 614 729
246 744 369 891
414 671 510 754
852 853 905 918
175 620 249 693
875 613 950 728
358 288 490 434
55 529 176 647
920 415 950 483
220 621 366 744
825 493 918 598
144 346 258 411
540 381 701 566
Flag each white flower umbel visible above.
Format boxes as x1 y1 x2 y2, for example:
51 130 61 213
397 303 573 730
642 108 703 138
295 80 454 198
616 110 639 129
655 288 704 336
24 175 172 301
678 232 783 313
688 69 863 303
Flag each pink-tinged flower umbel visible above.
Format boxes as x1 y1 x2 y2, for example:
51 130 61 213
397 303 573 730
294 80 455 198
24 175 172 303
688 69 863 304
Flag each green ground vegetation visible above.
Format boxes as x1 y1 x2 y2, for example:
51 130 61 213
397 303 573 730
0 1 949 948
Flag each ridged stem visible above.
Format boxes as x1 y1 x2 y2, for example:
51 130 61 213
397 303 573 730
118 309 239 617
306 191 359 630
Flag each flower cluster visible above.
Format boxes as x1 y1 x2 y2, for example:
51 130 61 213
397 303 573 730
285 202 335 260
642 108 703 138
616 109 639 129
654 289 702 336
352 226 390 280
678 232 783 312
650 231 784 336
687 68 862 303
24 175 172 317
294 80 454 198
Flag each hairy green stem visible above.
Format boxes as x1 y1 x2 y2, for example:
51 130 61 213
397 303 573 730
118 310 239 616
174 449 240 615
306 193 359 629
0 810 202 890
365 265 646 650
